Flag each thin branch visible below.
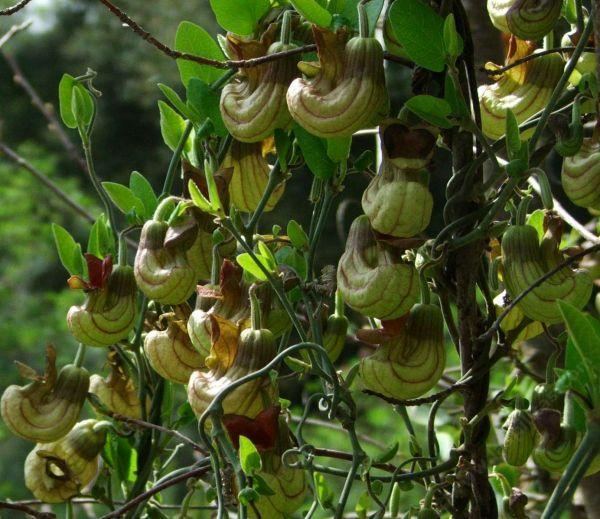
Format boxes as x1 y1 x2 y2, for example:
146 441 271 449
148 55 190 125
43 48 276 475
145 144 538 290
290 415 387 449
100 465 210 519
363 382 466 407
0 0 33 16
479 242 600 342
2 51 88 173
312 448 398 473
483 46 596 76
0 142 95 222
0 501 55 519
96 0 412 70
108 412 207 454
0 20 31 48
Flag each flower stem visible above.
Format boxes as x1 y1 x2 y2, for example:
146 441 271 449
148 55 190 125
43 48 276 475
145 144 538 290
74 343 86 368
161 120 193 197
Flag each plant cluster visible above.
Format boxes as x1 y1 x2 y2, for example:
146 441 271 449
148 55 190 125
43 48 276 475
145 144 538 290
1 0 600 518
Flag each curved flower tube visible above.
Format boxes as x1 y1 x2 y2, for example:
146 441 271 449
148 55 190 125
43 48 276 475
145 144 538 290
1 345 89 443
89 353 146 419
287 25 388 138
479 38 564 140
188 260 291 358
187 326 277 420
251 421 307 518
223 140 285 213
532 426 577 473
220 26 299 142
487 0 562 41
501 219 592 324
337 215 419 320
67 264 137 347
359 303 446 400
134 203 214 305
24 419 106 503
145 313 205 385
561 137 600 211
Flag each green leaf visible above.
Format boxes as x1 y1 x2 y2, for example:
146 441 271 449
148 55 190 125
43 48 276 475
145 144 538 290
209 0 270 35
287 220 309 250
129 171 158 219
158 83 198 123
58 74 78 129
257 241 277 271
558 301 600 404
58 74 93 130
236 253 270 281
188 179 214 213
52 223 85 276
442 13 463 62
158 100 190 152
389 0 446 72
327 136 352 162
374 442 399 464
253 474 276 496
105 434 137 484
275 246 308 280
443 74 468 118
505 109 523 161
102 182 145 216
71 85 94 130
340 0 385 35
314 472 335 509
187 78 227 136
239 435 262 475
274 129 291 172
290 0 333 27
175 21 225 87
87 214 115 259
404 95 453 128
525 209 545 240
238 487 259 506
293 124 336 179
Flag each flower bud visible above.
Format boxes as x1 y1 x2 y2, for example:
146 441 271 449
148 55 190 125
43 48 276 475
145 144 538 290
479 38 563 140
145 313 205 385
323 313 348 363
24 419 106 503
89 352 147 419
487 0 562 41
250 420 307 518
532 425 577 473
67 265 137 347
287 26 388 138
360 304 446 400
223 140 284 213
1 345 89 443
187 326 277 419
220 27 299 143
134 209 213 305
501 222 592 324
502 408 538 466
362 162 433 238
337 215 419 320
561 137 600 211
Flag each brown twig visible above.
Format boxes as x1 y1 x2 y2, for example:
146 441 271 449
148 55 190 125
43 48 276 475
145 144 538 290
2 51 88 173
312 447 398 473
0 20 31 48
0 141 95 222
100 465 210 519
109 412 207 454
0 501 55 518
96 0 412 70
483 46 596 76
0 0 33 16
479 242 600 343
363 382 466 407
